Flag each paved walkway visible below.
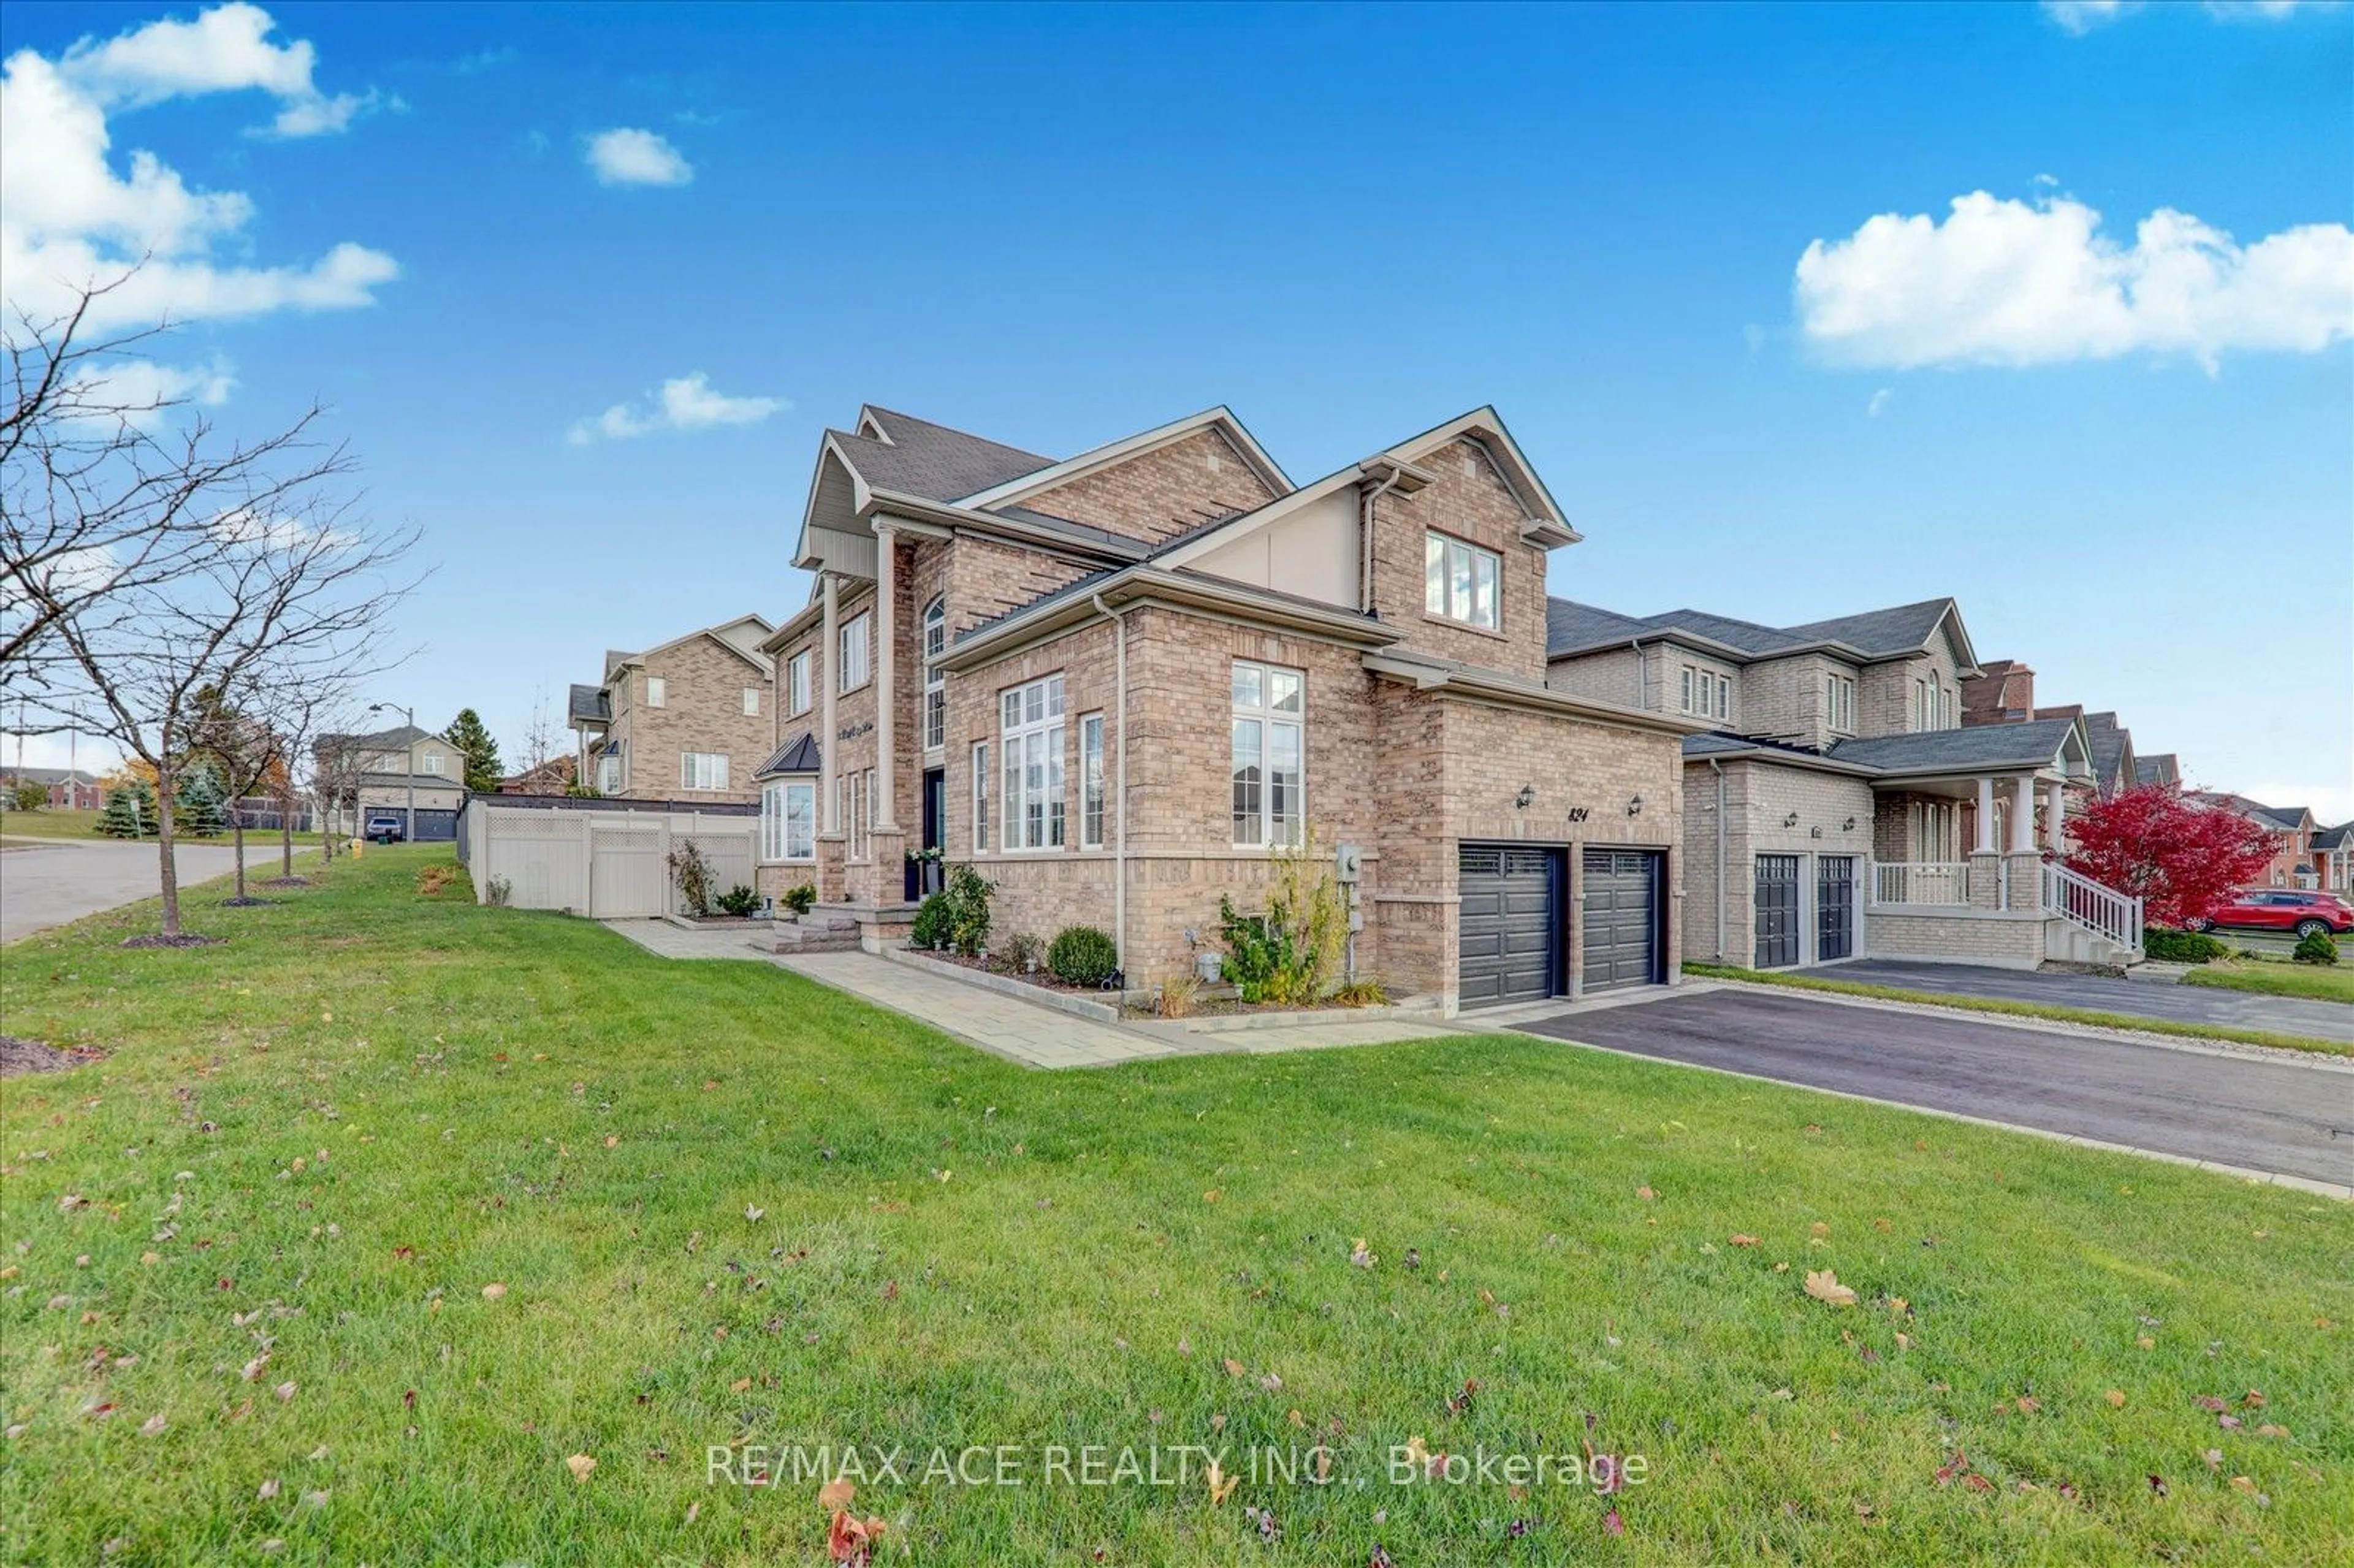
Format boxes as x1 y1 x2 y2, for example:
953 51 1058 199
1 840 254 943
600 919 1458 1068
1795 958 2353 1043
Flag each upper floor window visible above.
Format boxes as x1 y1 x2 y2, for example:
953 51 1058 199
421 750 443 775
1679 666 1730 722
646 676 666 709
742 688 761 717
786 649 812 715
1000 674 1065 850
596 752 622 794
1911 673 1954 731
1232 660 1304 849
923 598 947 752
1423 531 1501 631
1826 673 1856 733
839 612 871 691
682 752 730 791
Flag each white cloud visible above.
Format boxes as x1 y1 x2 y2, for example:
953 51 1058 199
2042 0 2131 32
567 373 785 445
0 6 396 335
1867 387 1892 417
0 732 126 775
585 127 692 188
1794 190 2354 371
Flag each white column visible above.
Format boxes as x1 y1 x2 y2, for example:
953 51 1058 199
820 572 839 833
872 522 898 832
1975 777 1998 854
2009 774 2035 853
2044 780 2066 853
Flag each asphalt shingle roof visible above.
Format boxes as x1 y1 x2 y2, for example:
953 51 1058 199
1823 717 2079 774
568 683 610 725
1545 595 1956 662
831 408 1053 504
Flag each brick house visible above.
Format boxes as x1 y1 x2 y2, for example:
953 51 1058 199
2191 793 2320 889
751 403 1710 1011
2312 821 2351 893
571 615 775 805
1548 598 2139 970
1 766 104 810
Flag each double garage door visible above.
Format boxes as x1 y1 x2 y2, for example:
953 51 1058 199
1458 844 1662 1007
1754 854 1857 969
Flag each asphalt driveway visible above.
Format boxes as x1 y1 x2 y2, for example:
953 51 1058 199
1794 958 2354 1043
1517 989 2354 1190
0 840 251 943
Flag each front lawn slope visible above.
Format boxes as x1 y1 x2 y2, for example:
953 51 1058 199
2 850 2347 1565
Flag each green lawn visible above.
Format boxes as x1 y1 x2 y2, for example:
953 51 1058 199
0 807 107 841
1683 962 2352 1059
4 850 2348 1566
2184 958 2354 1005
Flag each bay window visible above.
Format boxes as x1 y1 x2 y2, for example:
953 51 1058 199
760 779 815 862
1000 674 1065 850
1232 659 1303 848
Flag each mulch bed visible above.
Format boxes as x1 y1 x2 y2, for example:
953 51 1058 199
925 950 1120 999
120 932 225 949
1 1035 102 1078
259 876 313 889
219 897 278 908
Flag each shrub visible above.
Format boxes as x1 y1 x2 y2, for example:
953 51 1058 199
999 932 1045 973
484 875 512 907
416 863 457 896
2292 928 2340 966
1219 829 1345 1005
1047 925 1119 988
1327 977 1390 1008
667 840 715 917
1156 972 1201 1018
909 893 954 950
10 781 47 812
781 883 817 916
715 885 761 918
2143 927 2228 964
941 863 996 957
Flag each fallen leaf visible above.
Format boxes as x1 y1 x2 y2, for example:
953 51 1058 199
2241 1389 2266 1408
2203 1449 2223 1472
818 1476 856 1511
1350 1238 1376 1268
2016 1396 2041 1415
2137 1336 2155 1350
1636 1186 1656 1202
258 1479 280 1499
1205 1458 1238 1505
565 1453 595 1482
1729 1233 1760 1248
729 1378 751 1394
828 1509 887 1564
2149 1474 2169 1497
1224 1359 1247 1379
2106 1390 2127 1408
272 1382 297 1402
744 1205 765 1222
1809 1221 1830 1238
1602 1508 1625 1537
2255 1423 2290 1439
2192 1395 2228 1412
1804 1269 1857 1307
481 1283 507 1301
139 1414 167 1436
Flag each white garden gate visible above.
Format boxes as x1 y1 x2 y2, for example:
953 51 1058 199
462 802 758 918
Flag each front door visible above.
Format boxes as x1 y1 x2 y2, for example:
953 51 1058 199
1816 856 1855 961
908 769 947 900
1754 854 1800 968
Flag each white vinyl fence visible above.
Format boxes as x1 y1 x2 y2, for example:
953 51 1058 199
463 803 758 918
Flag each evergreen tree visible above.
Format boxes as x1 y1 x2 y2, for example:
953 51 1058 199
441 709 504 793
98 783 156 838
175 761 227 839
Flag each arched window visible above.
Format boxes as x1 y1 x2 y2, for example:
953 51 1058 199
922 598 947 752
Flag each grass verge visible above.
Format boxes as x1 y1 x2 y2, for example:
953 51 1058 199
2 850 2348 1565
0 809 108 842
1682 962 2351 1059
2182 959 2354 1006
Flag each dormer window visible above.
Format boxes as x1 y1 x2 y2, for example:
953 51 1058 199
1423 532 1500 631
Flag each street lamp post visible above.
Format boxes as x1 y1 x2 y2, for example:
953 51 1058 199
367 701 416 842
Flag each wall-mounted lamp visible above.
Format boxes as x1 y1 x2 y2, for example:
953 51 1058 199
1626 794 1644 818
1514 784 1536 810
1810 826 1823 839
1842 816 1857 832
1783 812 1800 828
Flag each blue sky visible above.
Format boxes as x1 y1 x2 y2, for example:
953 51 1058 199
5 1 2350 814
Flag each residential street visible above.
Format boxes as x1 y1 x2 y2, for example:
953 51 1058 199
1518 989 2354 1190
0 840 253 943
1794 957 2354 1042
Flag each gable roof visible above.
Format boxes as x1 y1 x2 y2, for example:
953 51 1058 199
2313 821 2352 851
951 406 1291 514
2082 712 2133 787
1823 716 2086 777
317 723 433 753
1546 594 1975 670
837 407 1053 503
1 766 102 786
2195 793 2314 832
603 617 777 680
2135 753 2179 786
568 683 611 725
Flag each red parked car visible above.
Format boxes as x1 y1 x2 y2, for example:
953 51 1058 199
2186 889 2354 938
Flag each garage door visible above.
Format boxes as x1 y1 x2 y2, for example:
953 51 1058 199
1755 854 1800 968
1458 844 1560 1007
1582 848 1661 991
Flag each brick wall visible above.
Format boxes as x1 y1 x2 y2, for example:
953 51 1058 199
1368 439 1552 683
611 635 772 805
1548 647 1644 709
1014 428 1278 546
1743 653 1861 747
1866 909 2047 969
1681 758 1873 966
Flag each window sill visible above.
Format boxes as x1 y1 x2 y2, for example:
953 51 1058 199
1420 612 1507 642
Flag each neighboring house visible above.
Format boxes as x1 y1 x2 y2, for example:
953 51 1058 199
314 725 467 840
1 766 104 810
498 755 577 796
1548 598 2130 970
2312 821 2351 894
1961 663 2148 797
2135 753 2181 788
570 615 775 805
755 402 1711 1012
2192 793 2319 889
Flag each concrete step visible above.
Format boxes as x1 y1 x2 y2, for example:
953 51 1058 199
767 915 862 955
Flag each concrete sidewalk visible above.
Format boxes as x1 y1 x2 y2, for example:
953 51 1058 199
600 919 1458 1068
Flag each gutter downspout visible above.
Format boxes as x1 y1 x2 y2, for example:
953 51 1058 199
1091 592 1133 977
1358 465 1409 615
1707 758 1727 963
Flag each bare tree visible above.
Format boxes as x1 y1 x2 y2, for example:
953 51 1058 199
271 684 364 878
186 683 284 903
520 679 559 774
4 283 422 939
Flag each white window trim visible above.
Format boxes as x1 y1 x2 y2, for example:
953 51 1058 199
922 598 947 755
682 752 730 792
839 612 872 693
1231 658 1305 851
1000 674 1066 852
646 676 666 709
743 688 761 717
760 778 817 863
421 751 443 775
1422 530 1503 631
786 649 813 716
972 741 991 853
1080 712 1105 850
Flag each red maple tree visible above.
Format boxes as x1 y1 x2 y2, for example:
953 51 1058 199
2064 785 2278 929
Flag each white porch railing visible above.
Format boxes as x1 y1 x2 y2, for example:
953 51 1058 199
1872 861 1972 906
2044 862 2143 953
